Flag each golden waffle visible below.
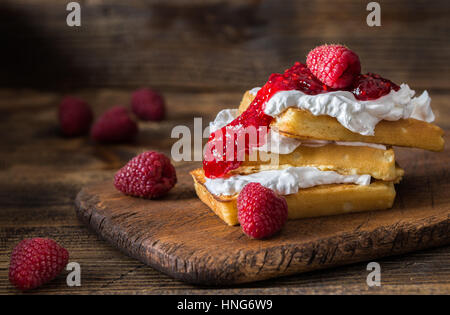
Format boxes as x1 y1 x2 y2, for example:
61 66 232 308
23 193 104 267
191 168 397 226
232 144 398 181
239 90 444 151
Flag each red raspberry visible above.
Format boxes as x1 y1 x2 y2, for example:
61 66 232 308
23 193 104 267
58 96 93 136
91 106 138 143
237 183 288 239
351 73 400 100
9 238 69 290
131 88 166 121
114 151 177 198
306 44 361 89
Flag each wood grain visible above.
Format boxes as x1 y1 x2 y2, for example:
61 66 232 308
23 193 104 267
0 88 449 293
0 0 449 90
75 144 450 284
0 0 449 293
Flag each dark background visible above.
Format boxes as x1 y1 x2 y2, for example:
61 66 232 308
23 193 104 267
0 0 449 91
0 0 449 294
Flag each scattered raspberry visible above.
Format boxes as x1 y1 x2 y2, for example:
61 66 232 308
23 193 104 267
306 44 361 89
91 106 138 143
237 183 288 239
9 238 69 290
131 88 166 121
58 96 93 136
351 73 400 100
114 151 177 198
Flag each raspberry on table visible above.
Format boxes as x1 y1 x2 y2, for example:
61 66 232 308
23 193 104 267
131 88 166 121
306 44 361 89
114 151 177 198
58 96 93 136
9 238 69 290
91 106 138 143
237 183 288 239
351 72 400 100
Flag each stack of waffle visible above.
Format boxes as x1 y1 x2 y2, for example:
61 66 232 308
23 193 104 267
191 90 444 226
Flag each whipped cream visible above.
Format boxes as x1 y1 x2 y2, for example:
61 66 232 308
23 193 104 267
209 108 239 134
209 109 386 153
209 108 300 154
205 166 371 196
262 84 434 136
256 129 301 154
249 87 261 96
334 141 386 150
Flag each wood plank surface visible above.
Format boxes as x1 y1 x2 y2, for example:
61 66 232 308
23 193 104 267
74 153 450 284
0 0 449 91
0 0 449 294
0 88 449 293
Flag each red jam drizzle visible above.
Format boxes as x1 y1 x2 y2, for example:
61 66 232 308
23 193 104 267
203 63 399 178
351 73 400 101
203 62 330 178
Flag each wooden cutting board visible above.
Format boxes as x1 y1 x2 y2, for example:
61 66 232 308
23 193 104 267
75 147 450 285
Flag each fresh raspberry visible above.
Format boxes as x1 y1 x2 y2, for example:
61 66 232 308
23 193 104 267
114 151 177 198
351 73 400 100
306 44 361 89
91 106 138 143
58 96 93 136
9 238 69 290
237 183 288 239
131 88 166 121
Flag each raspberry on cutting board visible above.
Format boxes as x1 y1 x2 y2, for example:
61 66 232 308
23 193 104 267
237 183 288 239
306 44 361 89
114 151 177 199
9 238 69 290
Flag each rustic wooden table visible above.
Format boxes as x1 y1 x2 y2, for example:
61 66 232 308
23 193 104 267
0 88 449 294
0 0 449 294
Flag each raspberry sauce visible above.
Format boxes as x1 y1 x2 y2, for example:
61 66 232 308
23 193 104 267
352 73 400 101
203 63 399 178
203 62 330 178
